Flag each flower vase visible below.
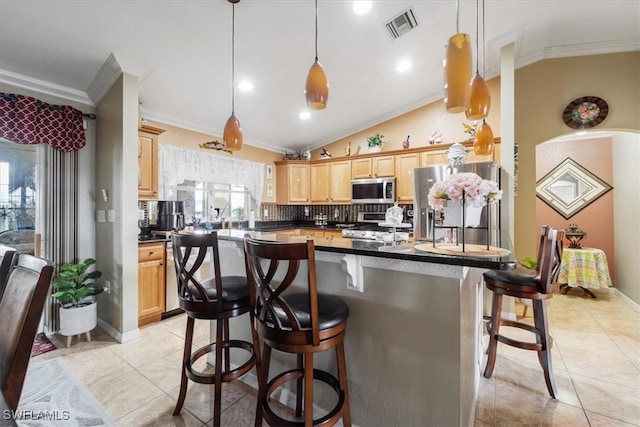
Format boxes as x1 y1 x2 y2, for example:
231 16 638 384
369 145 382 153
442 201 483 227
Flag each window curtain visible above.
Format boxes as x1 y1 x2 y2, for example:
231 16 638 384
0 93 87 152
158 144 265 206
39 144 79 334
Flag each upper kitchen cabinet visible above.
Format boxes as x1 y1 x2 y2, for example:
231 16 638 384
420 139 501 166
310 160 352 204
395 153 420 203
275 161 310 204
351 155 395 179
138 125 165 200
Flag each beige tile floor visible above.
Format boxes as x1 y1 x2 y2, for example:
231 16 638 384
35 286 639 426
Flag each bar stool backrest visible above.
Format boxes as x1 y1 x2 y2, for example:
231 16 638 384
243 237 320 346
171 232 224 312
539 228 565 294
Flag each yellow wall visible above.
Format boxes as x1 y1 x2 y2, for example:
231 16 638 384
313 78 501 158
144 120 282 204
514 51 640 258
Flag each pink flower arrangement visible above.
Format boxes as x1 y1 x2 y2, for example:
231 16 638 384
428 172 502 209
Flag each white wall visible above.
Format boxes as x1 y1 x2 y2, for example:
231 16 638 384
613 132 640 304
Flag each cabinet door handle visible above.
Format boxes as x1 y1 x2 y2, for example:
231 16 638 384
149 251 154 255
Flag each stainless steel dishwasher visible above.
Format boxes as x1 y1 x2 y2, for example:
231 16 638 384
165 240 211 313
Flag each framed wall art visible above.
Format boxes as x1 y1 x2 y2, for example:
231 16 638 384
536 157 612 219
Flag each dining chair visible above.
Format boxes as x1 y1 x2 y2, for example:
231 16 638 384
483 226 564 398
0 254 54 411
0 244 17 301
244 236 351 426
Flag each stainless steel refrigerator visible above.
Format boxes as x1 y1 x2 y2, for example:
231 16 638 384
413 161 501 245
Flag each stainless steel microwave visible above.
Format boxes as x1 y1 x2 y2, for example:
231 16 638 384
351 178 395 204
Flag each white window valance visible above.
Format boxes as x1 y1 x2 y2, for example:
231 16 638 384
158 144 264 206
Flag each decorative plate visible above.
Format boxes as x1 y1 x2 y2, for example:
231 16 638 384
562 96 608 129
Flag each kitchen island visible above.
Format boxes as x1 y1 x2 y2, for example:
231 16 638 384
210 229 515 426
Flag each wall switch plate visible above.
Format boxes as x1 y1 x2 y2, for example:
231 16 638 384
103 280 110 294
97 210 105 222
107 210 116 222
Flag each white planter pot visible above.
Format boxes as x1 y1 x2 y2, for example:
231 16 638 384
442 202 483 227
368 145 382 153
59 301 97 336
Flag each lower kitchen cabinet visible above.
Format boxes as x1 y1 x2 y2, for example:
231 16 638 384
138 242 166 327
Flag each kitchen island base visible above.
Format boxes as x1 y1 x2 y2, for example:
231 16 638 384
214 239 487 426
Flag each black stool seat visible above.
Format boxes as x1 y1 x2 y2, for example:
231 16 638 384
188 275 249 301
270 293 350 330
172 232 257 427
244 237 352 427
483 226 564 399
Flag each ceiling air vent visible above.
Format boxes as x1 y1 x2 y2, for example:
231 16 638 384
385 7 418 40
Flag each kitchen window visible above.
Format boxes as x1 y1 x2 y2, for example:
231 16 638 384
176 180 251 223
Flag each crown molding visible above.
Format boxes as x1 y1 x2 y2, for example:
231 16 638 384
142 108 280 154
0 68 93 106
87 52 153 105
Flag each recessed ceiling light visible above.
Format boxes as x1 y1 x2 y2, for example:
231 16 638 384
299 111 311 120
238 80 253 92
353 1 372 15
396 59 412 73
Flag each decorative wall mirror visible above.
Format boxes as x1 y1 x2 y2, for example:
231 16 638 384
536 157 612 219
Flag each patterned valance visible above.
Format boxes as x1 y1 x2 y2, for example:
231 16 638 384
0 93 88 152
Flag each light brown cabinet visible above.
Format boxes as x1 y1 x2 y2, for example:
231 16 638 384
310 160 351 204
138 242 166 327
138 125 165 200
275 139 501 205
395 153 420 203
351 155 395 179
276 161 310 204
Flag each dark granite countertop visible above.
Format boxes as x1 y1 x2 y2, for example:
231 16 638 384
212 229 516 270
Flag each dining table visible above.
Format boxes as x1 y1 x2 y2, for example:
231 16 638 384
557 247 613 298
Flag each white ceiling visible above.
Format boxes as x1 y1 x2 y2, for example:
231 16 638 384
0 1 638 153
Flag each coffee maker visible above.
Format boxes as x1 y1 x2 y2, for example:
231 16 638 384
157 201 185 231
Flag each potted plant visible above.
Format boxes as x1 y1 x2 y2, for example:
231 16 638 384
231 207 245 219
52 258 103 346
367 133 385 152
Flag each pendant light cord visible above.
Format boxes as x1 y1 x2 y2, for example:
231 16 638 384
475 0 479 73
455 0 459 33
482 0 486 77
314 0 319 61
231 2 236 114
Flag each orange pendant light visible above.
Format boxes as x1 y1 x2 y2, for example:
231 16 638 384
223 113 243 151
223 0 242 151
466 71 490 120
473 119 494 155
445 32 472 113
305 60 329 110
305 0 329 110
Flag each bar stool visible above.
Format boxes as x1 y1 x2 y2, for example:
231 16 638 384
243 237 351 427
483 226 564 398
171 232 256 426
